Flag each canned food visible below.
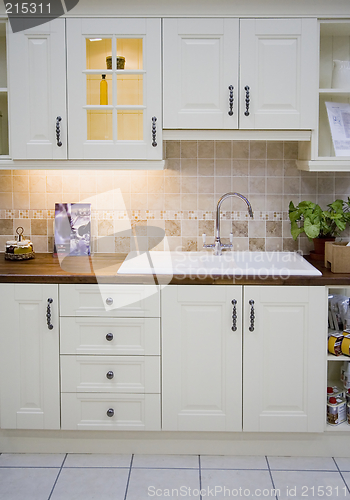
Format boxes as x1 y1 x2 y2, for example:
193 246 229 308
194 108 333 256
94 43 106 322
328 333 344 355
327 396 346 426
341 334 350 356
327 386 345 400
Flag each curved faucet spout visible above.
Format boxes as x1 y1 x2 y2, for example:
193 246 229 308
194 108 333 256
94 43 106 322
216 192 253 242
203 192 253 256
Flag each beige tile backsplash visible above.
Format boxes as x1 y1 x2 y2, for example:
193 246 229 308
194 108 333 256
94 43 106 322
0 140 350 255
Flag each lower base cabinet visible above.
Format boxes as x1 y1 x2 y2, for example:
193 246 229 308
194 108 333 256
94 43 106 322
162 285 326 433
0 284 60 430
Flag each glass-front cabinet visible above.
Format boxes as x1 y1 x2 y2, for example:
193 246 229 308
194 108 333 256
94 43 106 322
67 18 162 160
0 21 9 157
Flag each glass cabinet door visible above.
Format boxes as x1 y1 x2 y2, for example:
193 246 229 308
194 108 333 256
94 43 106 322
67 18 162 160
0 21 9 157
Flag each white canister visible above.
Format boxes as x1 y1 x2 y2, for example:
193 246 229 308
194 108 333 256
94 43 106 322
332 60 350 89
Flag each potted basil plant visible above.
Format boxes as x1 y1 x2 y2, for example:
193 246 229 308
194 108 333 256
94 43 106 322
288 199 350 259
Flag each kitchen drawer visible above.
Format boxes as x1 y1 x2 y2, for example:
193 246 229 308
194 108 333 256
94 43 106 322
61 355 160 393
59 284 160 317
60 317 160 355
61 393 161 430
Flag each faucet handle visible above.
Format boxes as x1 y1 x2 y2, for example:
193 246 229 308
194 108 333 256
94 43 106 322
230 232 233 244
202 233 206 244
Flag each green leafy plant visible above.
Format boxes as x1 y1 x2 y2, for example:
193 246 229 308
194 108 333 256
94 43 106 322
289 198 350 241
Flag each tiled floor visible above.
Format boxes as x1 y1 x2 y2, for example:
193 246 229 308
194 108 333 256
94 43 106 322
0 453 350 499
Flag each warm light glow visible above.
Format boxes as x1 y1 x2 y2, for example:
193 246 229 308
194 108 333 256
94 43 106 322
89 38 102 42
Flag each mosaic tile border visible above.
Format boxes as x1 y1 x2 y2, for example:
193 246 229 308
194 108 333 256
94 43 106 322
0 209 287 222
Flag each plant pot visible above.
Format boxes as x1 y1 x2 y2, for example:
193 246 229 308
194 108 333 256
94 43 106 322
309 237 336 261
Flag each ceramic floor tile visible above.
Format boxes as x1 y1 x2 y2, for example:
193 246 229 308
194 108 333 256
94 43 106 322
271 470 346 500
0 468 59 500
267 455 338 471
126 468 200 499
0 453 65 468
50 467 130 500
201 469 276 499
200 455 268 470
132 454 199 469
64 453 131 468
334 457 350 472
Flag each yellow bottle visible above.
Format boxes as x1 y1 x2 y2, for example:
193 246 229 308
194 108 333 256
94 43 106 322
100 74 108 105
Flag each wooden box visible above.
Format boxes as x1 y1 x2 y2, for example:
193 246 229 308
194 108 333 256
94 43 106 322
325 241 350 273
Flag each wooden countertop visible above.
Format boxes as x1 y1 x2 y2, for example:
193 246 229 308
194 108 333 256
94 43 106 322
0 253 350 286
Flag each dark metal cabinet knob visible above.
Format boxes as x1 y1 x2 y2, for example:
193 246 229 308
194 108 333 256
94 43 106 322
106 408 114 417
106 333 113 341
46 298 53 330
106 371 114 380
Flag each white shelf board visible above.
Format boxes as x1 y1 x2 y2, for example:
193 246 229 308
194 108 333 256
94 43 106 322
0 159 166 170
296 159 350 171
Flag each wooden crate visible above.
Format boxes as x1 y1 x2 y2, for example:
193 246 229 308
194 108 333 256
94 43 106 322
325 242 350 273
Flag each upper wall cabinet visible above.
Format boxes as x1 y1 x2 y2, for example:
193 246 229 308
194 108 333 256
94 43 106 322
8 19 67 159
66 18 162 160
163 18 318 130
163 19 239 129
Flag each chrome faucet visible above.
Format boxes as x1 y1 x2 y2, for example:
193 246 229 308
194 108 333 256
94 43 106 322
203 193 254 256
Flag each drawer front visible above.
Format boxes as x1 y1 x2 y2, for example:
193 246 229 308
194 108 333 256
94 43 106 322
59 284 160 317
60 317 160 355
61 355 160 393
61 393 161 431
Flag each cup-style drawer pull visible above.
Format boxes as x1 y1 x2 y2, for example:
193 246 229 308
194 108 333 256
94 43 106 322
106 408 114 418
106 297 113 306
106 371 114 380
106 332 113 341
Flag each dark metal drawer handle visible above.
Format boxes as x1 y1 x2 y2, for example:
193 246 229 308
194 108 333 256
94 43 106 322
106 371 114 380
152 116 157 147
244 86 250 116
46 298 53 330
56 116 62 147
228 85 234 116
231 299 237 331
249 299 255 331
106 333 113 341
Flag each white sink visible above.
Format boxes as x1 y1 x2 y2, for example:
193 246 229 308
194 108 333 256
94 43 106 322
117 251 322 277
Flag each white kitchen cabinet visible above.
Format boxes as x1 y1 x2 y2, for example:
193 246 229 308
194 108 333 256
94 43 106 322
7 19 67 159
163 18 317 130
163 18 239 129
59 284 161 431
297 21 350 171
0 284 60 430
66 18 162 160
162 285 326 433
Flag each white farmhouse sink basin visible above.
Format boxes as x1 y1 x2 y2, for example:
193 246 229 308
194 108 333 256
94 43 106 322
117 251 322 277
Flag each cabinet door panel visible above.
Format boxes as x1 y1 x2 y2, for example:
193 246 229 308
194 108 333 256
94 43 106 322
163 18 238 129
8 19 67 159
162 285 242 431
240 18 317 129
243 286 326 432
0 284 59 429
67 18 162 159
